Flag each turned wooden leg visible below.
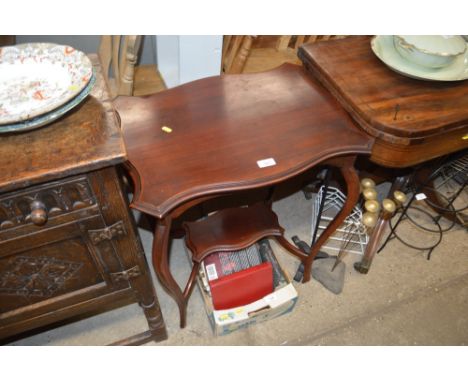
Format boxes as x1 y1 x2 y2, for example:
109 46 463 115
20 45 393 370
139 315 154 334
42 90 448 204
152 216 188 328
123 256 168 341
353 218 387 274
302 157 360 282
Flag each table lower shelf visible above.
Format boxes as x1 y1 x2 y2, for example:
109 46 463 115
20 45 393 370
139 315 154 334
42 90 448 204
183 203 284 263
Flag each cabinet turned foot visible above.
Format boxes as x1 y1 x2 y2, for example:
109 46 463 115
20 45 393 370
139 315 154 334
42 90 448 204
122 276 167 344
139 297 167 332
111 248 168 344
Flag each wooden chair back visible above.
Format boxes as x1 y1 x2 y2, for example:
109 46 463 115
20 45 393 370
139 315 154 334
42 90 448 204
222 35 348 74
221 35 255 74
276 35 348 51
98 35 142 97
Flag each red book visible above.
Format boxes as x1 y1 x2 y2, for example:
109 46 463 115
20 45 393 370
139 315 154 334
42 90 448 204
207 262 273 310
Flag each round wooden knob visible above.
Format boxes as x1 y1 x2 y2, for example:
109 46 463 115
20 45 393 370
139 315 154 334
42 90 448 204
362 212 378 228
362 187 378 200
393 190 407 204
364 199 380 213
360 178 376 189
30 200 48 226
382 198 396 213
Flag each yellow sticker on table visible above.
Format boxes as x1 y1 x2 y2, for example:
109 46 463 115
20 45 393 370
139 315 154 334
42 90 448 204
162 126 172 133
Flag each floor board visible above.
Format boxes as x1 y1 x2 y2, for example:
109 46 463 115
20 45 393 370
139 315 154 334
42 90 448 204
133 64 167 96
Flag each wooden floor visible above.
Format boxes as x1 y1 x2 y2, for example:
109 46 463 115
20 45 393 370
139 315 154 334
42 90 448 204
242 47 301 73
133 64 167 96
243 35 302 73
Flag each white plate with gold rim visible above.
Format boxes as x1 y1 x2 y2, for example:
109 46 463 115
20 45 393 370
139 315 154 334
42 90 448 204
0 43 93 124
371 35 468 81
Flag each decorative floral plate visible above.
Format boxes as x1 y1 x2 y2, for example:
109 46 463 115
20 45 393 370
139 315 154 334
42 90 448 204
0 73 96 134
371 35 468 81
0 43 93 125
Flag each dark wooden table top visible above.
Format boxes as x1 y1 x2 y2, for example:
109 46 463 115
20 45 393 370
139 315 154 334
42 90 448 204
0 54 126 193
115 64 373 219
298 36 468 145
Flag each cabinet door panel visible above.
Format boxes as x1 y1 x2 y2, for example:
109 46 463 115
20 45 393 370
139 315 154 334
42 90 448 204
0 215 128 316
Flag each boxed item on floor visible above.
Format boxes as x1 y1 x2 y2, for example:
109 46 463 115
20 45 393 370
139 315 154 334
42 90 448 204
191 239 298 336
202 241 274 310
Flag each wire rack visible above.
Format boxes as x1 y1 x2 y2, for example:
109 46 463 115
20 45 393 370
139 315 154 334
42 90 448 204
429 153 468 216
433 153 468 189
377 153 467 260
310 186 368 256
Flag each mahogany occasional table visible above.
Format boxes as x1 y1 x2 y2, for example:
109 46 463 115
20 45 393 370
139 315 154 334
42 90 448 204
115 64 373 328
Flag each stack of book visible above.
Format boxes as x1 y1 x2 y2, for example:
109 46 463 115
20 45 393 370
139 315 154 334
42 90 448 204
199 240 283 310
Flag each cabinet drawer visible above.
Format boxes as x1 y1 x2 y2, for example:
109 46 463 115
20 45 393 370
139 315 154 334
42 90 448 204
0 176 97 242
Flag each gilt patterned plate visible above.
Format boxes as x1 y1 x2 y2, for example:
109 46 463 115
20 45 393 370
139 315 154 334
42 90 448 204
0 43 93 125
0 73 96 134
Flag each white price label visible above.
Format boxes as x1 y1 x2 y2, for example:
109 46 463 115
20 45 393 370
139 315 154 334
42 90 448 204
257 158 276 168
263 293 277 303
205 264 218 281
415 193 427 201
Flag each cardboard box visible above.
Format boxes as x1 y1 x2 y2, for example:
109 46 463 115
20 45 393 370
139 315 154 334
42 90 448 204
193 239 298 336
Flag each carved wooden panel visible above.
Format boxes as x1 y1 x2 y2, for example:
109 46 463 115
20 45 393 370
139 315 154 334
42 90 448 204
0 237 106 314
0 256 83 298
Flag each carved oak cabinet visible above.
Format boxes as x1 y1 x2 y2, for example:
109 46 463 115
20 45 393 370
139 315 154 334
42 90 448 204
0 55 167 345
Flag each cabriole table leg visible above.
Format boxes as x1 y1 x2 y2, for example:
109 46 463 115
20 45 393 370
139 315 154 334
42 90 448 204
302 156 360 282
152 216 189 328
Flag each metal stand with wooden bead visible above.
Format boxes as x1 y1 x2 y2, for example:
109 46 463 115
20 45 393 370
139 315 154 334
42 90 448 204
354 180 407 274
330 178 377 272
